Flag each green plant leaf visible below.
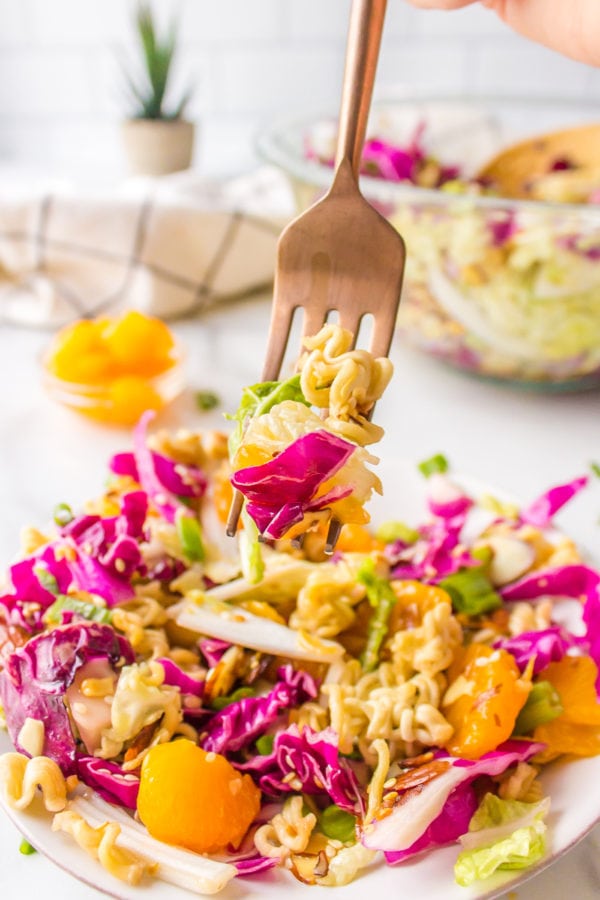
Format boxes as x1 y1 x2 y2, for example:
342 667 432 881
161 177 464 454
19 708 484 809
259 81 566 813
122 2 189 120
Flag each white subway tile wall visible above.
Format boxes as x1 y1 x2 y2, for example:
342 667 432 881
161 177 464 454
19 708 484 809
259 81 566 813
0 0 596 177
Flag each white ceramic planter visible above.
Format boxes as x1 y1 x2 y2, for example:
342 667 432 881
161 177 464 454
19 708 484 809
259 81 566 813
122 119 195 176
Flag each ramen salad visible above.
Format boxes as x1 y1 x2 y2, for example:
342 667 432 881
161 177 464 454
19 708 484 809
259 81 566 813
1 324 600 895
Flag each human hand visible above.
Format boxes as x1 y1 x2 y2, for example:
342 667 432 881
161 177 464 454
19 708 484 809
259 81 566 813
405 1 600 66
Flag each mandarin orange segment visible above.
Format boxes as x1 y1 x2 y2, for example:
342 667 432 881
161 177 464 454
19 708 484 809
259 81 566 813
330 494 370 525
137 740 261 854
536 656 600 724
46 311 181 425
443 644 531 759
532 655 600 762
336 524 379 553
388 580 452 633
102 311 175 376
533 720 600 763
48 320 111 382
232 443 272 470
107 375 163 426
213 464 235 524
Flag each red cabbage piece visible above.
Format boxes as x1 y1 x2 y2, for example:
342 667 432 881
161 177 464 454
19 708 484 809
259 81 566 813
128 411 199 523
110 451 207 500
199 637 231 668
501 563 600 693
0 623 134 775
494 627 574 675
384 781 478 864
239 724 364 814
362 137 422 182
201 665 318 755
234 855 279 876
488 212 518 247
156 657 204 697
57 490 148 605
500 564 600 605
559 234 600 260
426 474 473 520
583 586 600 694
362 740 544 855
231 431 355 540
76 756 139 810
0 546 73 630
386 512 476 582
521 475 588 528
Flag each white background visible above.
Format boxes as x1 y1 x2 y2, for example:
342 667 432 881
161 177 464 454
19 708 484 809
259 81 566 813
0 0 599 177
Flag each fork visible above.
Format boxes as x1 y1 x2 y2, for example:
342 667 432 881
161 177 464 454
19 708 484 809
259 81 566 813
227 0 406 551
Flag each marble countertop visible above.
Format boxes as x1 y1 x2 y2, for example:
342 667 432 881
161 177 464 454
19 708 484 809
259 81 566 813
1 292 599 899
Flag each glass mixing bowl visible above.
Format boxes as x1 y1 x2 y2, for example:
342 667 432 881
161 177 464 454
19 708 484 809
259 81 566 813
257 95 600 390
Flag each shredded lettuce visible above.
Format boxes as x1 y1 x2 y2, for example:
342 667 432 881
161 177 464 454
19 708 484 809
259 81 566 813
239 503 264 584
454 793 550 886
227 374 309 459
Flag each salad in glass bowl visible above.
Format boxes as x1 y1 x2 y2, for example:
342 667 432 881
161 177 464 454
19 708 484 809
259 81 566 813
258 96 600 389
1 326 600 896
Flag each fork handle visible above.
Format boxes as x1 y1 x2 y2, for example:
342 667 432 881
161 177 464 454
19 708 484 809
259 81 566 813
335 0 387 180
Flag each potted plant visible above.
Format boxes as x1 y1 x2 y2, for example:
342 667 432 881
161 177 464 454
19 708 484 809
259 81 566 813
121 3 195 176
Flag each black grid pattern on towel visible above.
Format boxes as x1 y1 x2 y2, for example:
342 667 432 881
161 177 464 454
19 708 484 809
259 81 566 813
0 193 282 324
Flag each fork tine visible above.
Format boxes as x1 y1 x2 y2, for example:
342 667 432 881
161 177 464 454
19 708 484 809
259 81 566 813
300 303 328 343
324 518 343 555
227 296 299 536
225 491 244 537
369 308 397 359
337 308 363 342
261 301 297 382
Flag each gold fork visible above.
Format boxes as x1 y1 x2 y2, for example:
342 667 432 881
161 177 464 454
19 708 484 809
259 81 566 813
227 0 406 551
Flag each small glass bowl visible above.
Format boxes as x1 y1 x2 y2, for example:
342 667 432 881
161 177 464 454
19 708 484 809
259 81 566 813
41 345 186 427
257 94 600 390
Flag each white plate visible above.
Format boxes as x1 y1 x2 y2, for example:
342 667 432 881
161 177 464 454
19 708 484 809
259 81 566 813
1 460 600 900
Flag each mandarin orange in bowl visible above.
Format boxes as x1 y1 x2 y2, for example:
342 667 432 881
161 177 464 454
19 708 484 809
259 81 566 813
137 739 261 854
42 311 185 426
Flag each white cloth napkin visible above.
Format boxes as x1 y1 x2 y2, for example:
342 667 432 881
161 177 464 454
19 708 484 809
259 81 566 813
0 167 294 328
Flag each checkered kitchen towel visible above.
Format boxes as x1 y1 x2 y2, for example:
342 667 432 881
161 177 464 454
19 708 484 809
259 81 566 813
0 167 294 328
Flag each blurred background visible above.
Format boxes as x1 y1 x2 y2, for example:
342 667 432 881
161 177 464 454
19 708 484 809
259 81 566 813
0 0 598 179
